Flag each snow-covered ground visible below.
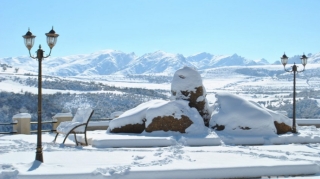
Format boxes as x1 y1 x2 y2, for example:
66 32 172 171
1 127 320 179
2 91 320 178
2 66 320 178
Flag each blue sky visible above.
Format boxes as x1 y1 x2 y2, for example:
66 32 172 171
1 0 319 62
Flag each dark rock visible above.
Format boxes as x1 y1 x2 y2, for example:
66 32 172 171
211 124 225 131
110 121 145 133
145 115 193 133
171 67 211 127
172 86 210 127
239 126 251 130
184 86 211 127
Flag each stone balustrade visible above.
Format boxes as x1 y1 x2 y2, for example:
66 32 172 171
1 113 110 134
2 113 320 135
12 113 31 134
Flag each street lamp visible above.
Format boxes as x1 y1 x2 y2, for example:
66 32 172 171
281 53 307 133
22 27 59 162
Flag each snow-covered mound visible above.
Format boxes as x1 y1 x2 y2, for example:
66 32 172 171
108 99 207 135
210 92 292 136
171 66 204 98
171 66 211 126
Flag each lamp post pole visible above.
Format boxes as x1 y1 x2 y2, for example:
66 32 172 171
22 27 59 162
291 63 297 133
281 53 307 133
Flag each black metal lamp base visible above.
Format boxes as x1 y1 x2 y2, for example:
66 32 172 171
36 147 43 162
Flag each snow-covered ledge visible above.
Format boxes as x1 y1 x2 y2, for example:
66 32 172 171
87 121 110 131
297 118 320 128
12 113 31 134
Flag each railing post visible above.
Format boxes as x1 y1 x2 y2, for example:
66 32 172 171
12 119 18 134
12 113 31 134
52 113 73 131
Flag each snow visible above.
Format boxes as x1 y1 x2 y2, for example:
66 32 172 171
88 121 110 127
110 111 124 119
3 92 320 178
3 91 320 178
56 121 85 134
109 100 160 130
171 66 203 95
2 107 320 178
297 119 320 125
109 100 207 135
2 127 320 178
144 100 206 133
3 62 320 178
210 92 292 136
56 108 93 133
2 50 320 76
12 113 31 119
52 113 73 119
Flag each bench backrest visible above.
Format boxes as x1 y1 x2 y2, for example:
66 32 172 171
72 108 94 123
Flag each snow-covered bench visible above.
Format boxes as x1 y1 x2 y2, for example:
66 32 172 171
53 108 94 146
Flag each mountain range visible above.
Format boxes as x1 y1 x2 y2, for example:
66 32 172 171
1 50 320 76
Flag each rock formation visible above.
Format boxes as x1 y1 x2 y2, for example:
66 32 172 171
274 121 292 134
210 92 294 135
108 99 207 134
145 115 193 133
110 121 146 133
171 67 211 126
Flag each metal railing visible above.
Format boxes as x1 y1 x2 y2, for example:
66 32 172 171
0 117 112 135
0 122 18 134
30 120 57 133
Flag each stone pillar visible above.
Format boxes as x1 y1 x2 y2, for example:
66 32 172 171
52 113 73 131
12 113 31 134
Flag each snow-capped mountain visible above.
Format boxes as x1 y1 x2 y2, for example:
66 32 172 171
306 53 320 64
45 50 136 76
279 53 318 65
1 50 320 76
254 58 269 65
187 53 267 69
206 53 253 67
0 56 38 72
116 51 194 75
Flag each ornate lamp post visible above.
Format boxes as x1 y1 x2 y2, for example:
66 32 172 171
22 27 59 162
281 53 307 133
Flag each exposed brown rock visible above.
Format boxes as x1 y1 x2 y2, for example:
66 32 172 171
173 86 211 127
274 121 292 134
171 67 211 128
145 115 193 133
110 122 145 133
